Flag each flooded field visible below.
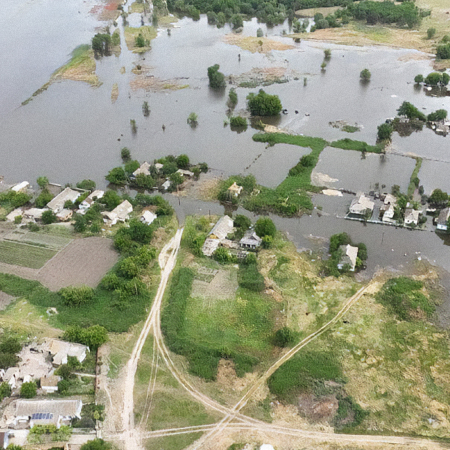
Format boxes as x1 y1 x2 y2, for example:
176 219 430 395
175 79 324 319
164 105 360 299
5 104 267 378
1 1 449 278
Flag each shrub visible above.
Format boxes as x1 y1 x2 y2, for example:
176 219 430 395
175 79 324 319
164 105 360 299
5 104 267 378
425 72 444 86
59 286 94 307
377 123 393 141
229 116 247 128
20 382 37 398
14 215 22 224
436 43 450 59
255 217 276 238
414 74 423 84
256 28 263 37
187 112 198 126
247 89 282 116
76 179 96 190
41 210 57 224
176 154 190 169
360 68 371 81
105 167 127 185
0 382 11 401
63 325 108 350
80 439 112 450
272 327 298 347
207 64 226 88
427 109 447 122
35 189 53 208
427 27 436 39
228 88 238 108
37 176 49 189
213 247 232 263
120 147 131 161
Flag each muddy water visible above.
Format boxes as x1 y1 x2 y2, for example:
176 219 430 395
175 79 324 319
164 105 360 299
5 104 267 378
1 6 449 275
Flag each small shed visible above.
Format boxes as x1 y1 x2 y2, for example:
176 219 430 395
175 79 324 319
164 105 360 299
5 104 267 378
227 182 243 197
41 376 59 394
239 231 262 250
337 244 358 272
132 162 151 177
141 210 157 226
56 209 73 222
11 181 30 194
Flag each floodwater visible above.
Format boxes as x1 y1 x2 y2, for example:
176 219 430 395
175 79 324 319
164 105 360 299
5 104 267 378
0 2 449 278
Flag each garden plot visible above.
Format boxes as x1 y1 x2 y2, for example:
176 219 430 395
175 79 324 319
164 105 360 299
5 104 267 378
0 241 57 269
191 269 238 301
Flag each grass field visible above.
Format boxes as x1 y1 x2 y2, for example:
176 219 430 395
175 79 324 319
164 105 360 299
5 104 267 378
0 241 56 269
124 26 157 53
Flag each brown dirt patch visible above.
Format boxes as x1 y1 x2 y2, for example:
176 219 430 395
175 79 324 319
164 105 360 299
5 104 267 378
230 67 300 87
130 72 190 92
38 237 119 291
298 393 339 422
224 35 295 53
111 83 119 103
191 269 238 300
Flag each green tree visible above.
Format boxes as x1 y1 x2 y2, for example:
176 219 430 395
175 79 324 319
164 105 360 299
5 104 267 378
130 119 137 133
397 101 426 121
80 439 112 450
41 210 57 224
20 382 37 398
427 27 436 39
37 176 49 189
234 214 251 230
213 247 231 263
135 33 146 47
73 214 87 233
142 101 150 117
256 28 263 37
360 68 371 81
329 232 351 253
228 88 238 109
59 285 94 307
82 325 109 349
377 123 393 141
187 112 198 127
101 190 122 210
273 327 298 347
124 160 140 175
255 217 276 238
414 74 423 84
92 34 112 56
35 189 53 208
427 109 448 122
176 154 190 169
230 14 243 29
76 179 96 190
207 64 226 88
105 167 127 185
246 89 282 116
429 188 448 206
121 147 131 161
425 72 443 86
229 116 247 128
436 43 450 59
0 382 11 401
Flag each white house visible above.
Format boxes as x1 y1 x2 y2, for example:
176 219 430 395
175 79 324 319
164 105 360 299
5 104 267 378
22 208 47 221
46 339 89 366
46 188 81 213
79 190 104 213
436 207 450 231
202 216 235 256
239 231 262 250
140 210 157 226
132 162 151 178
11 181 30 194
349 193 374 217
102 200 133 226
176 169 194 178
404 208 420 226
337 244 359 272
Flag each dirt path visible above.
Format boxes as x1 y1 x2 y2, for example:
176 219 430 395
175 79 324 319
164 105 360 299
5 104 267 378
121 228 184 450
189 284 374 450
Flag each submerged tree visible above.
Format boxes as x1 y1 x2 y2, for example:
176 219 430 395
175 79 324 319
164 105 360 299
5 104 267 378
360 68 371 81
142 101 150 117
207 64 226 88
92 33 112 56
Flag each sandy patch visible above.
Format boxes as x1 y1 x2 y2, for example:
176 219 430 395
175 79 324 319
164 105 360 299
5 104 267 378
111 83 119 103
0 291 15 310
311 172 338 186
224 34 295 54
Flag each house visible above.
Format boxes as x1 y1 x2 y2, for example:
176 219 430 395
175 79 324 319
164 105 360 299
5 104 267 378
0 369 4 381
0 430 10 449
47 188 81 213
56 209 73 222
3 367 19 389
154 163 163 172
337 244 359 272
383 194 397 206
404 208 420 226
202 216 235 256
382 204 396 223
239 231 262 250
22 208 46 221
132 162 151 178
436 207 450 231
47 339 89 366
102 200 133 226
40 376 59 394
140 210 157 226
161 179 171 191
349 194 374 217
6 208 23 222
79 190 104 213
227 182 243 197
14 399 82 429
11 181 30 194
176 169 194 178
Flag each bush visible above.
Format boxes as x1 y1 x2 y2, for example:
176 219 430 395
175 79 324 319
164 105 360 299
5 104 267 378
121 147 131 161
35 189 53 208
229 116 247 127
397 101 426 121
255 217 276 238
414 74 423 84
58 379 71 394
377 123 393 141
105 167 127 185
329 232 351 253
20 382 37 398
76 179 96 190
213 247 232 263
436 43 450 59
427 27 436 39
81 439 112 450
37 176 49 189
360 68 371 81
427 109 448 122
272 327 298 347
0 382 11 401
257 28 263 37
42 210 57 224
63 325 108 350
59 286 94 307
228 88 238 108
207 64 226 88
176 154 190 169
247 89 282 116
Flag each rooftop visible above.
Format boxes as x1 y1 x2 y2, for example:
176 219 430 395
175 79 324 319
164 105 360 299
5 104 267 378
16 399 82 418
47 187 81 212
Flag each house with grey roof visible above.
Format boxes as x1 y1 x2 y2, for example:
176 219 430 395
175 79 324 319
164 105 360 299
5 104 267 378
349 193 374 217
239 231 262 250
337 244 359 272
202 216 235 256
436 207 450 231
46 187 81 213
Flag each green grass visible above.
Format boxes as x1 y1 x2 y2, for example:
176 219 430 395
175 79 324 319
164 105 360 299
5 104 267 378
407 157 422 198
342 125 360 133
330 138 383 153
0 263 160 332
145 433 203 450
0 241 56 268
